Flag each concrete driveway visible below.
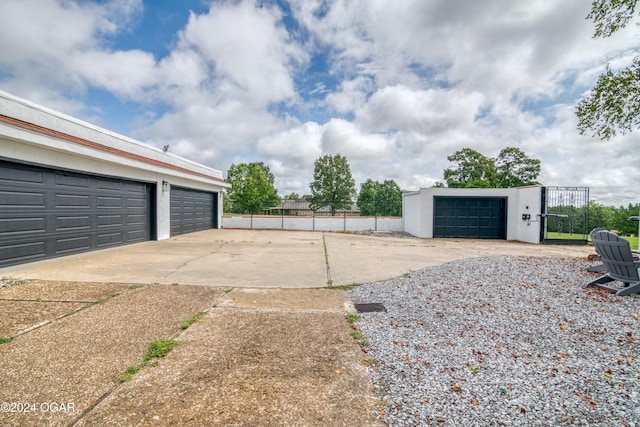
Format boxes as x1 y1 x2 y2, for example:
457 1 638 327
0 230 598 426
0 229 594 288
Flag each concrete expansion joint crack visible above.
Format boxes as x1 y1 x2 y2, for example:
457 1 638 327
322 233 332 286
211 305 344 314
164 242 229 280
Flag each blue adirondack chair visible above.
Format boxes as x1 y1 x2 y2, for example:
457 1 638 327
588 230 640 296
587 228 608 272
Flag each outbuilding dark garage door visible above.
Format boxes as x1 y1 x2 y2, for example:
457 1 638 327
433 197 506 239
0 160 152 268
170 186 217 236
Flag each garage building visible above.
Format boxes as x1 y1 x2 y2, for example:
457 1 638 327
0 91 230 268
403 187 543 244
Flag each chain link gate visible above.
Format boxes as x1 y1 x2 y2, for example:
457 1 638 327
540 186 590 244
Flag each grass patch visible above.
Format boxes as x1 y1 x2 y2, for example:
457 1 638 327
95 292 120 305
114 339 179 384
346 313 361 326
624 236 639 249
550 232 640 249
364 356 378 367
143 339 178 363
180 312 206 330
3 278 31 286
127 284 144 290
545 232 588 241
0 336 13 344
329 283 361 290
346 313 370 348
350 330 363 340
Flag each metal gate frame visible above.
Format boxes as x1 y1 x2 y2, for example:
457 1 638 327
540 186 589 244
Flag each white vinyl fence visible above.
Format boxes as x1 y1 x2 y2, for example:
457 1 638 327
222 215 403 232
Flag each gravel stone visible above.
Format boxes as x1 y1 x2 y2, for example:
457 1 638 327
350 256 640 427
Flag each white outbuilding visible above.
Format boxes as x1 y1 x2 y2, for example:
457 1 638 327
0 91 230 267
403 186 547 244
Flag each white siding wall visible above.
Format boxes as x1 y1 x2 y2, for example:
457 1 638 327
513 186 543 244
402 191 423 237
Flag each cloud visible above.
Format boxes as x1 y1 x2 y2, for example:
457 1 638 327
356 85 486 135
321 118 395 160
178 1 307 106
257 122 323 168
0 0 145 95
0 0 638 205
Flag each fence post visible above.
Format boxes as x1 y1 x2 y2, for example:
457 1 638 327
250 214 253 229
343 212 346 231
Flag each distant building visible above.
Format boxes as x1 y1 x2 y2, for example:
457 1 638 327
265 196 360 216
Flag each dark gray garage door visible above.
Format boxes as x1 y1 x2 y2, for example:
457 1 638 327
170 186 217 236
0 160 152 268
433 197 506 239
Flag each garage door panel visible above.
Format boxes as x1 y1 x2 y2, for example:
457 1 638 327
97 214 124 227
0 190 46 208
54 173 90 189
55 193 91 208
97 195 124 208
0 217 45 234
56 215 91 232
0 160 152 267
127 229 148 241
0 165 45 185
126 196 147 208
126 181 147 192
96 231 125 247
56 236 91 253
127 213 148 225
0 241 46 263
170 186 216 236
96 179 124 191
434 197 506 239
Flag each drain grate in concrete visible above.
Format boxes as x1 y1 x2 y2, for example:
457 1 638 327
354 303 386 313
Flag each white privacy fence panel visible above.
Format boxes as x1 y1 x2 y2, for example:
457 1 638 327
222 215 403 233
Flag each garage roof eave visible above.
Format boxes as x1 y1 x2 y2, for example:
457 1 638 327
0 91 229 187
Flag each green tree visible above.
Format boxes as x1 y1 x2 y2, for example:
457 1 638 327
587 200 616 231
357 179 403 216
612 203 640 235
226 162 280 214
495 147 541 187
443 147 541 188
576 0 640 140
223 190 233 213
357 179 378 216
443 148 497 188
308 154 356 215
377 180 403 216
284 192 300 200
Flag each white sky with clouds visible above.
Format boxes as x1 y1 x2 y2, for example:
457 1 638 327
0 0 638 205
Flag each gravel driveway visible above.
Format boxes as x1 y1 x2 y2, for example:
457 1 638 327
350 256 640 426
